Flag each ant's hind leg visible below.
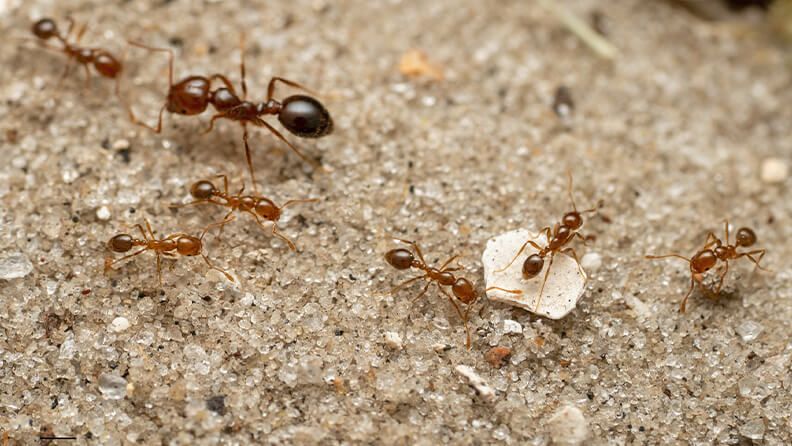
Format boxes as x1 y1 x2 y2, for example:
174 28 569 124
679 276 696 313
202 254 236 283
439 255 460 271
266 77 320 101
272 224 297 251
495 239 543 273
242 124 259 193
390 275 425 295
411 281 433 304
739 249 768 272
439 287 472 350
252 118 327 172
533 253 555 312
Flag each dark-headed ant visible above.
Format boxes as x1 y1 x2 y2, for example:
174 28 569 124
495 173 597 311
174 175 317 251
105 218 235 286
126 35 332 189
385 238 520 349
30 18 123 91
646 221 767 313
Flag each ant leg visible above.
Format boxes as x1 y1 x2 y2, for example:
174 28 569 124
390 238 427 265
54 58 75 92
738 249 768 271
129 103 166 133
534 252 555 312
645 253 691 262
104 247 149 273
214 174 230 196
679 276 696 313
438 287 471 350
208 74 237 95
144 219 156 240
252 118 326 171
573 232 590 246
439 255 459 271
723 220 730 245
411 281 433 304
566 170 578 213
389 275 425 294
156 252 163 287
702 232 720 250
133 224 149 241
75 23 88 44
241 124 260 193
216 209 236 241
200 214 237 240
562 247 585 277
281 198 320 210
485 286 523 295
495 239 544 273
713 261 729 295
201 254 235 282
127 40 174 86
202 112 227 134
82 64 92 91
272 224 297 251
266 76 320 101
239 32 247 100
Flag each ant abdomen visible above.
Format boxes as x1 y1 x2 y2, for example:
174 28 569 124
278 95 333 138
385 248 414 270
522 254 545 279
168 76 212 114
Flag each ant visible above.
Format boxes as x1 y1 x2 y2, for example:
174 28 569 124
104 218 235 286
174 174 317 251
126 35 332 189
30 18 123 92
645 221 767 313
385 238 520 349
495 173 597 312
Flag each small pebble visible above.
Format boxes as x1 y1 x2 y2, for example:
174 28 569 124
455 365 495 402
96 206 112 221
383 331 403 350
484 346 512 368
0 252 34 280
736 320 763 342
112 139 131 150
580 252 602 272
547 405 589 446
98 373 128 400
760 158 787 183
502 319 523 334
739 419 765 440
110 317 130 333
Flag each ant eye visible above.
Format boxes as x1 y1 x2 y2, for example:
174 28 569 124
278 95 333 138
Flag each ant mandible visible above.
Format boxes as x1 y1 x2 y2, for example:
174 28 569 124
126 35 332 189
495 173 597 312
385 238 520 349
174 174 317 251
105 218 235 286
645 221 767 313
30 18 123 92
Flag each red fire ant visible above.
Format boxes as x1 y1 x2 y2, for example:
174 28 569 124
495 173 597 311
126 35 332 189
385 238 520 349
30 18 123 92
174 175 317 251
646 221 767 312
105 218 235 286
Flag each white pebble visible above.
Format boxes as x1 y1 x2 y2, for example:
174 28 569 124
455 365 495 402
580 252 602 272
383 331 403 350
736 320 763 342
110 317 130 333
98 373 128 400
760 158 787 183
547 405 589 446
502 319 523 335
482 228 587 319
96 206 111 221
112 139 130 150
0 252 34 280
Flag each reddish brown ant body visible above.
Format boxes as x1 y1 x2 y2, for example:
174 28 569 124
646 221 767 312
127 36 332 189
496 173 596 311
105 219 235 286
30 18 123 91
385 238 520 349
175 175 317 251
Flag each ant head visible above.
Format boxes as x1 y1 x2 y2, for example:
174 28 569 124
190 180 216 200
691 250 717 273
108 234 134 253
451 278 476 304
255 199 280 221
385 248 414 270
176 236 202 256
167 77 211 115
522 254 545 279
278 95 333 138
562 212 583 230
32 18 58 40
736 227 757 247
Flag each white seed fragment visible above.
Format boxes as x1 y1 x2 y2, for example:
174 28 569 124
547 404 589 446
110 317 130 333
580 252 602 272
112 139 131 150
96 206 111 221
482 228 587 319
383 331 403 350
455 365 495 402
760 157 788 183
502 319 523 335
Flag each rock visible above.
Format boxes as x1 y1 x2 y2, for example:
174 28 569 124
383 331 403 350
502 319 523 335
0 252 33 280
547 405 589 446
206 395 226 415
580 252 602 272
736 320 763 342
760 158 788 183
455 365 495 402
96 206 111 221
110 317 130 333
98 373 128 400
482 228 587 319
484 346 512 368
739 418 765 440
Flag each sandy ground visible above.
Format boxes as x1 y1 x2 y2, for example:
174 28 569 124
1 0 791 444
